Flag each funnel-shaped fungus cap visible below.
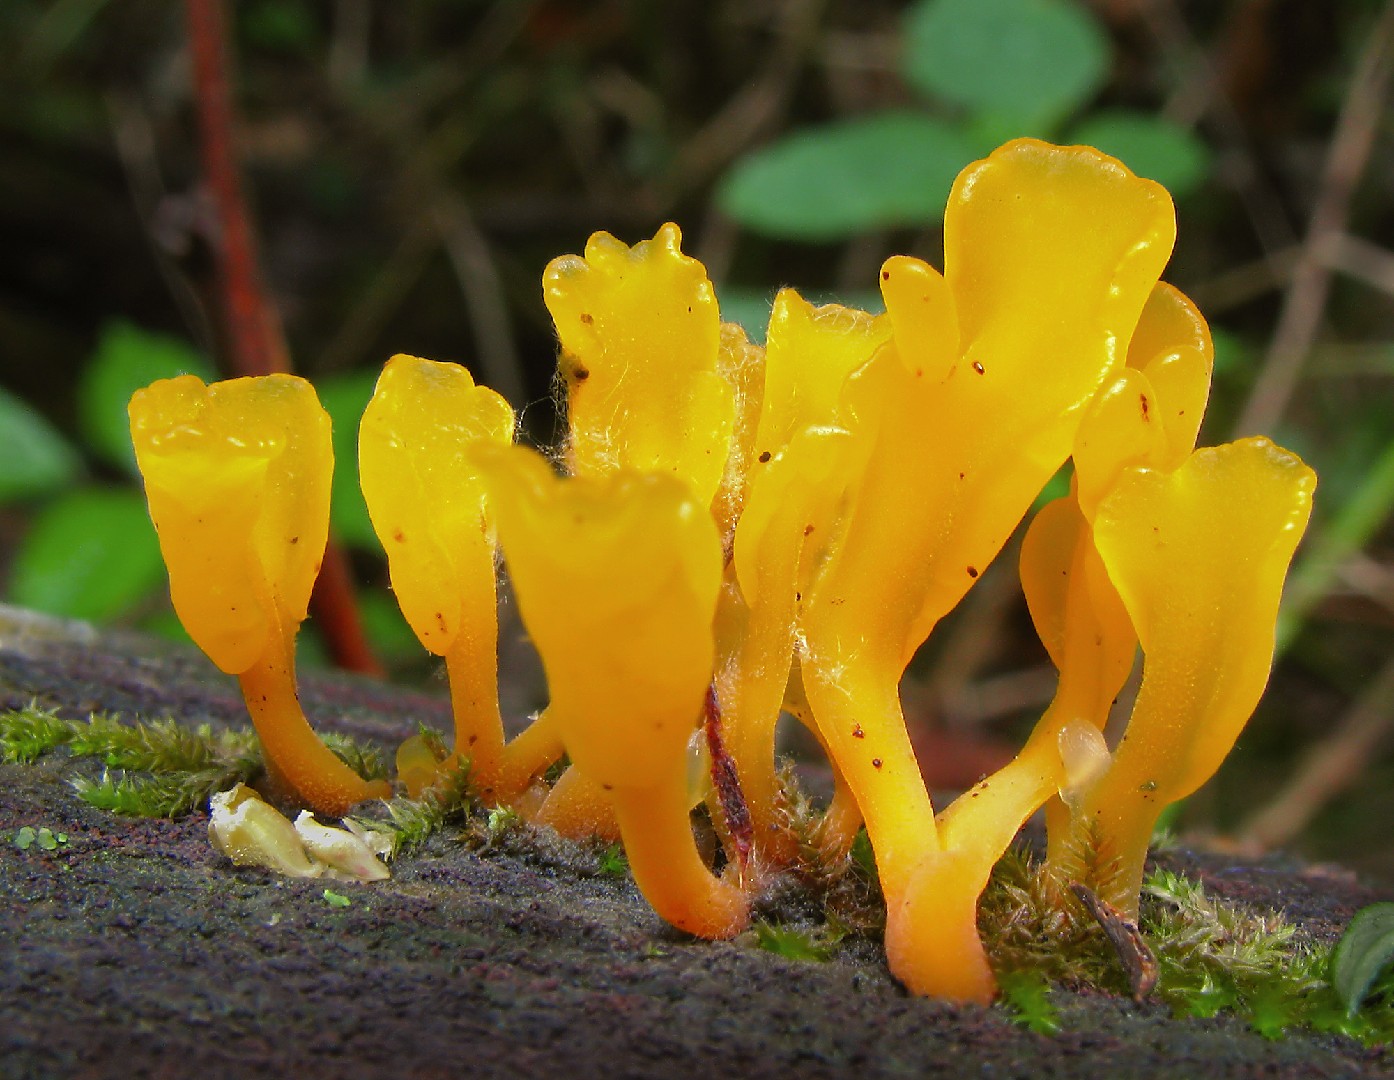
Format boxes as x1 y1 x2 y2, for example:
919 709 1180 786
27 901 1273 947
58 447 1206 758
545 223 734 504
131 374 388 814
480 445 721 787
129 373 331 675
483 445 747 938
1078 438 1315 912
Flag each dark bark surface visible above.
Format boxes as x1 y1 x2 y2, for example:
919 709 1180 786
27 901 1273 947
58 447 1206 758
1 604 1391 1080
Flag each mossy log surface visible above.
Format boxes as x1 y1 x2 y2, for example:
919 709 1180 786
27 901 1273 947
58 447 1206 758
1 603 1390 1079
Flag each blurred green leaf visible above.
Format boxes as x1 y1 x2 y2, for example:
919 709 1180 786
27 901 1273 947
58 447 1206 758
315 370 380 550
7 487 164 622
0 387 82 504
1069 112 1211 198
243 0 318 54
78 322 213 474
902 0 1109 132
1209 328 1255 379
717 112 975 240
358 591 426 665
1332 903 1394 1016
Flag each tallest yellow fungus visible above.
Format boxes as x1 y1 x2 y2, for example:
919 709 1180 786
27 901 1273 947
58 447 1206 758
129 374 389 816
798 142 1175 951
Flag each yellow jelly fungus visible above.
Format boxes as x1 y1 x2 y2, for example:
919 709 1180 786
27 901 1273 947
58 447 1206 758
798 139 1175 921
358 354 517 798
129 374 389 815
1067 438 1315 916
719 291 889 858
127 137 1318 1007
480 444 749 938
898 281 1219 1001
544 222 735 506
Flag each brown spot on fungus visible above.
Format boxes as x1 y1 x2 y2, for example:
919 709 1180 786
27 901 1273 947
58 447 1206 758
758 451 771 463
966 566 979 578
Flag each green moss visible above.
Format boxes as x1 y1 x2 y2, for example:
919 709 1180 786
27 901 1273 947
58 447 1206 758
350 759 475 854
0 704 384 818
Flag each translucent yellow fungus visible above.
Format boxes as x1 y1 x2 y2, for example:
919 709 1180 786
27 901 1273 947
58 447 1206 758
1066 438 1315 916
358 354 516 798
897 280 1222 1001
129 374 389 815
480 444 748 938
129 137 1316 1007
720 291 889 858
799 140 1175 933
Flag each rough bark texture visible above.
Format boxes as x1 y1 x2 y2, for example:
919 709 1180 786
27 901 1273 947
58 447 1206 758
1 604 1391 1079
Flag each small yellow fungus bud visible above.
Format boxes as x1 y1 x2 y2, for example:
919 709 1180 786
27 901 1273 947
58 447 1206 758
481 444 748 938
130 375 388 815
210 783 320 878
358 354 516 797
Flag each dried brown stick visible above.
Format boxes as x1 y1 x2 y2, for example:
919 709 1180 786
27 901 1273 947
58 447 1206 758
1233 1 1394 438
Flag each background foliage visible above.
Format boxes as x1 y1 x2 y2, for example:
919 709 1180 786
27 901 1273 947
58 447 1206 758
2 0 1393 880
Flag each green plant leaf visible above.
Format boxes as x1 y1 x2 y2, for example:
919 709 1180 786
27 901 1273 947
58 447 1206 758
717 111 976 240
7 487 165 622
0 387 82 504
902 0 1110 132
78 321 213 474
1069 112 1211 198
315 370 380 550
1332 902 1394 1016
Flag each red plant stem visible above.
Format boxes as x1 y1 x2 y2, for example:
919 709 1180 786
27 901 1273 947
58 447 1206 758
185 0 289 377
705 684 753 870
184 0 382 676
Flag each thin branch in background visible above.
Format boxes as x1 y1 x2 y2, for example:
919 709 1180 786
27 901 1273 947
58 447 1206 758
1233 0 1394 438
1237 653 1394 852
184 0 381 676
667 0 830 207
316 219 437 374
106 92 220 363
1144 0 1299 259
434 199 527 407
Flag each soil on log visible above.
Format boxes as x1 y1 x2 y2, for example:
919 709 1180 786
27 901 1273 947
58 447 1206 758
1 603 1391 1080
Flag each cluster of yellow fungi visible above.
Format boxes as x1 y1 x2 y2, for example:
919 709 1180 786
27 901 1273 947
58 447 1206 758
129 139 1315 1004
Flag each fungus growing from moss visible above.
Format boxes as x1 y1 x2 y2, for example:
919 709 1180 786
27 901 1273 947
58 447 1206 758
127 137 1314 1008
357 354 520 800
129 374 389 815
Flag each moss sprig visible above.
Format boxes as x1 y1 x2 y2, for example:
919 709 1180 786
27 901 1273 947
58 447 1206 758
0 704 386 819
